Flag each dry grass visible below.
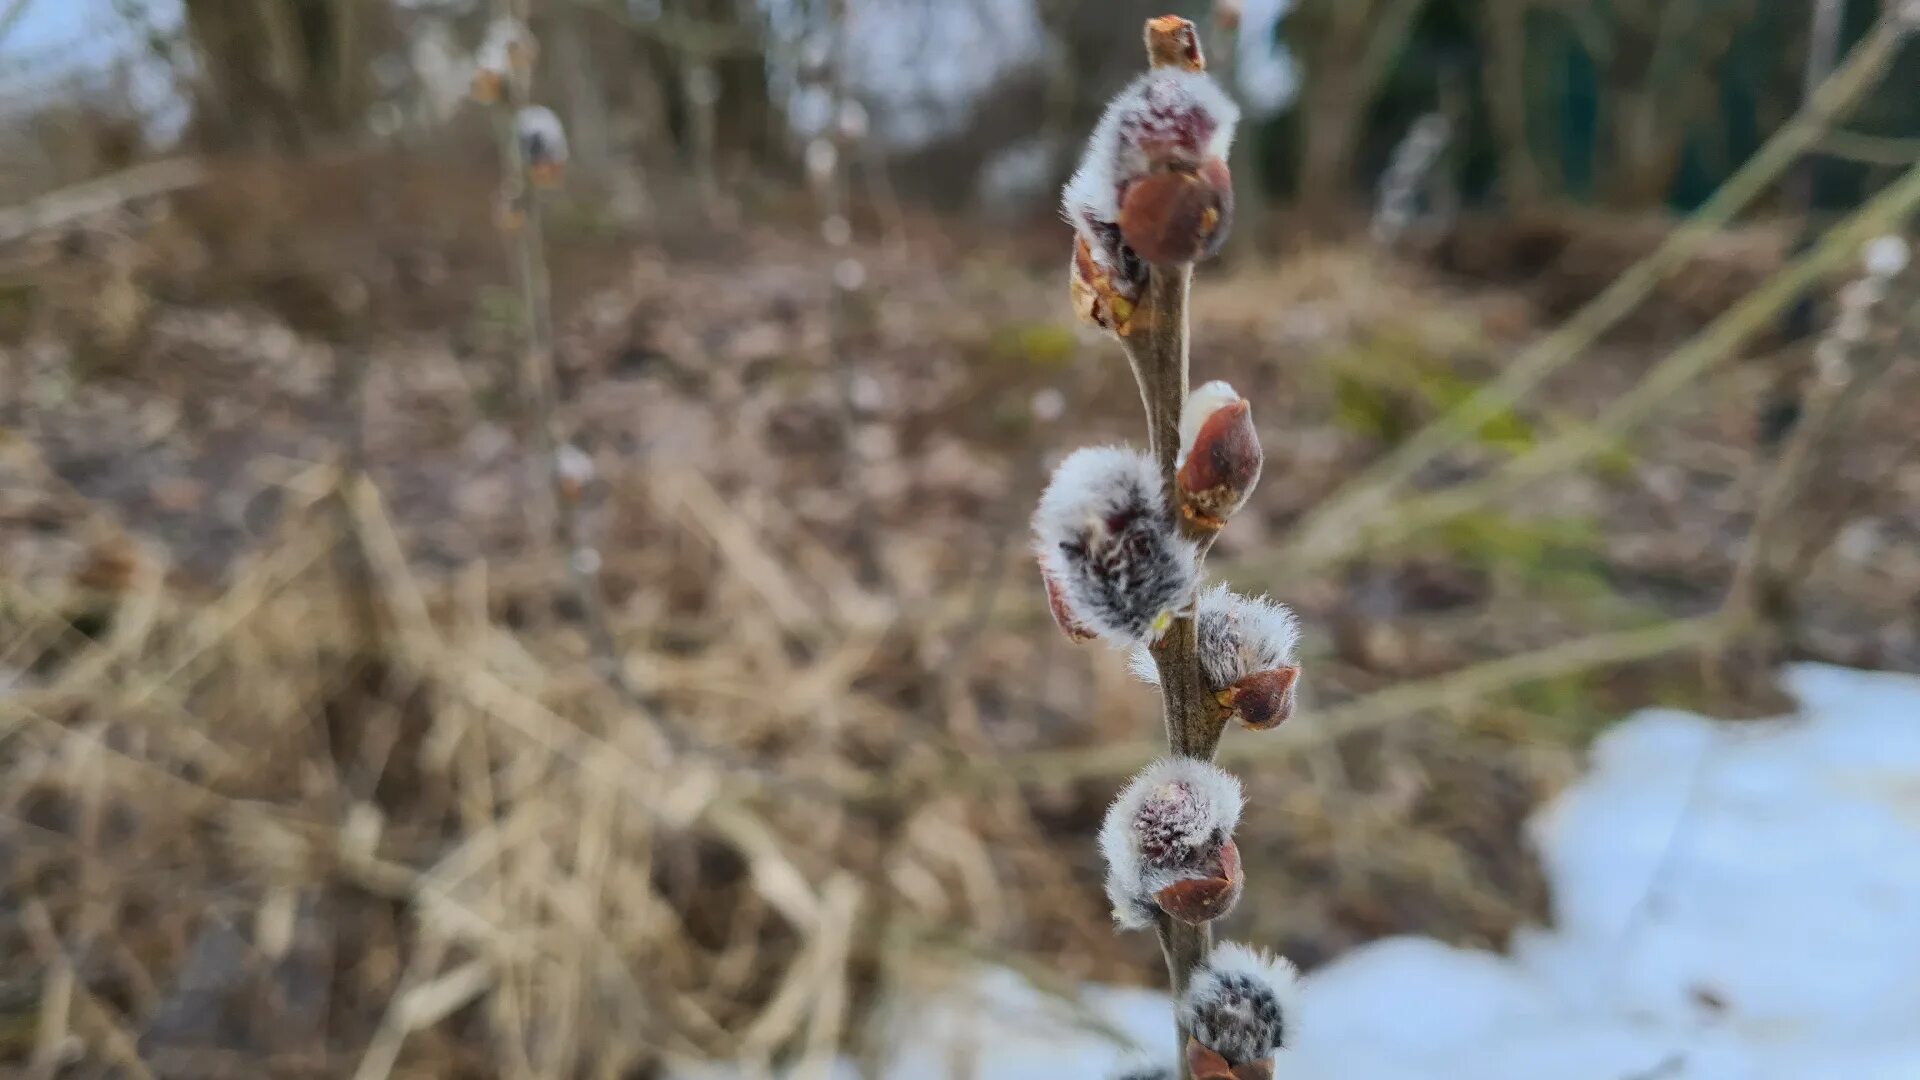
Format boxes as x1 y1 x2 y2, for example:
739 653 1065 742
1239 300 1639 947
5 154 1919 1076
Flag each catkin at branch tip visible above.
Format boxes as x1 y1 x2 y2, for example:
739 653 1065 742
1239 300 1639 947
1062 67 1239 240
1062 47 1240 324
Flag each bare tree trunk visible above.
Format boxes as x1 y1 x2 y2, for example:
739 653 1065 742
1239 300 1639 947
553 9 612 177
1479 0 1544 207
182 0 383 152
1594 0 1754 208
1293 0 1430 223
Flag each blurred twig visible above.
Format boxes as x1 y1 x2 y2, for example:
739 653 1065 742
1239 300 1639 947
1308 159 1920 562
1283 17 1914 566
1819 131 1920 167
925 615 1726 791
0 0 32 50
576 0 762 58
1709 255 1916 686
485 11 666 740
0 158 209 247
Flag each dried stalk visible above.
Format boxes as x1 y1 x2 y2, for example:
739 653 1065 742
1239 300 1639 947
929 614 1723 793
479 7 842 806
1292 157 1920 564
1711 252 1915 686
1283 16 1914 567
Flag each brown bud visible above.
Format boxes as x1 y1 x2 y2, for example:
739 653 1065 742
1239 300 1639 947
530 161 566 189
1215 0 1244 33
1119 158 1233 266
1188 1040 1275 1080
494 192 527 233
1069 233 1140 335
471 70 506 105
1145 15 1206 71
1041 565 1099 644
1178 395 1261 529
1217 667 1299 730
72 535 142 593
1153 837 1242 925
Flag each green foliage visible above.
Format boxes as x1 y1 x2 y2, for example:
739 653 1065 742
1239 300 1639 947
0 278 34 344
989 321 1079 369
1329 327 1534 451
1434 511 1610 603
472 283 526 338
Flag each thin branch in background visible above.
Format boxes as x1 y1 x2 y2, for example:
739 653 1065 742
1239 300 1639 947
1283 16 1917 567
683 57 721 199
1708 236 1913 690
480 6 661 730
1205 0 1268 260
0 158 209 246
1818 130 1920 167
0 0 34 52
959 614 1725 791
803 2 885 587
1306 159 1920 564
1371 112 1452 248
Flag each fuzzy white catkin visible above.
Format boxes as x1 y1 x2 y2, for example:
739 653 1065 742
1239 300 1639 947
1131 584 1299 693
1062 67 1240 251
1864 235 1911 280
1100 758 1244 930
1033 447 1198 646
1178 380 1243 469
1180 941 1303 1064
517 106 568 166
478 17 531 78
554 443 594 486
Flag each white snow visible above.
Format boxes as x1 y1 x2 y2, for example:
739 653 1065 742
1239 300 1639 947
685 664 1920 1079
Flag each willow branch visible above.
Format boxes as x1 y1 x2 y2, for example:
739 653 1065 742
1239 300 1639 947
1118 264 1222 1061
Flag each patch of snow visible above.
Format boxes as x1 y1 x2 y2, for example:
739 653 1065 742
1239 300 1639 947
685 665 1920 1079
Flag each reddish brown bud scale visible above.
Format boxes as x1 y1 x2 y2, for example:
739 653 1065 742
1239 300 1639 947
1146 15 1206 71
1119 162 1233 266
1196 158 1235 259
1217 666 1299 730
1188 1040 1275 1080
1070 233 1141 335
1153 836 1243 924
1178 396 1261 528
1042 565 1099 643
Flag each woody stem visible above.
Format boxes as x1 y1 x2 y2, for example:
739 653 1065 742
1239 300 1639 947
1124 262 1226 1080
